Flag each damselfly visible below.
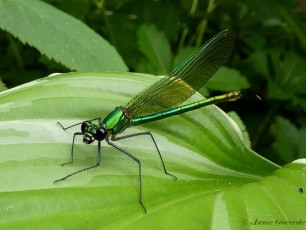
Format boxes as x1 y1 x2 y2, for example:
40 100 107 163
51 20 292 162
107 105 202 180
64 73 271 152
55 29 240 213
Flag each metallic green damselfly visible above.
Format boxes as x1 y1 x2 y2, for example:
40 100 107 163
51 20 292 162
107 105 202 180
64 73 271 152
55 29 241 213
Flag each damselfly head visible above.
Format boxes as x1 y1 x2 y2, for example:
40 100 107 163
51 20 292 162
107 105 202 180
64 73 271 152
81 121 92 134
81 121 97 144
93 127 107 141
81 121 107 144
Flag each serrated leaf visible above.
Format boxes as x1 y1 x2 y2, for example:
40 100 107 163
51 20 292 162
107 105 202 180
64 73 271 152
205 67 250 91
1 72 306 229
0 0 127 71
137 24 173 74
267 51 306 111
271 52 306 94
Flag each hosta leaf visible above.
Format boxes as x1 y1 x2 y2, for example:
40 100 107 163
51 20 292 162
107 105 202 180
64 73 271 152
0 0 127 71
0 72 305 229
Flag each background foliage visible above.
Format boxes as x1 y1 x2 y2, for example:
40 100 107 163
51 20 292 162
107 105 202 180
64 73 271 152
0 0 306 171
1 0 306 228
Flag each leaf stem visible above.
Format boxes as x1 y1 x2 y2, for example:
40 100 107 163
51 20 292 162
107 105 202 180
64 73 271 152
190 0 198 15
98 0 116 46
196 20 207 49
178 26 189 52
195 0 215 48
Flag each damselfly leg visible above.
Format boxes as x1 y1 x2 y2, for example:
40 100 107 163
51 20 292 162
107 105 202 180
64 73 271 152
54 141 102 183
106 137 146 213
112 132 177 180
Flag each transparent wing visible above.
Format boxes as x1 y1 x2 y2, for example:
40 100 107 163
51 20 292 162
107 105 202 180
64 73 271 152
125 29 235 118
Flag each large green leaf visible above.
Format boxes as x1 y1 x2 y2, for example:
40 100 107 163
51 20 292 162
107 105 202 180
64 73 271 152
0 0 127 71
0 72 305 229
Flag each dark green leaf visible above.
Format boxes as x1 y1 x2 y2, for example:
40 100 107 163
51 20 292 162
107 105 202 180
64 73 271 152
275 2 306 52
243 34 267 50
205 67 250 91
247 50 270 78
172 47 197 69
272 116 306 162
0 78 7 92
267 51 306 111
137 24 173 74
0 0 127 71
298 128 306 159
228 111 251 147
272 116 299 163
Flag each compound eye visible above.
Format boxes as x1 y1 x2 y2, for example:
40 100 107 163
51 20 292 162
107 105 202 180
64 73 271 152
83 135 94 144
94 128 107 141
81 121 89 134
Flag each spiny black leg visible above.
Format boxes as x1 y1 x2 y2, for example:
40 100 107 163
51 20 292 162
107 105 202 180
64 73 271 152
54 141 102 183
57 118 102 130
106 138 147 213
61 132 82 166
112 132 177 180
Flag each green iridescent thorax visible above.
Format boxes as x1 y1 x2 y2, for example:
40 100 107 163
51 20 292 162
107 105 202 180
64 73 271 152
83 122 99 140
102 107 130 135
86 122 98 133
